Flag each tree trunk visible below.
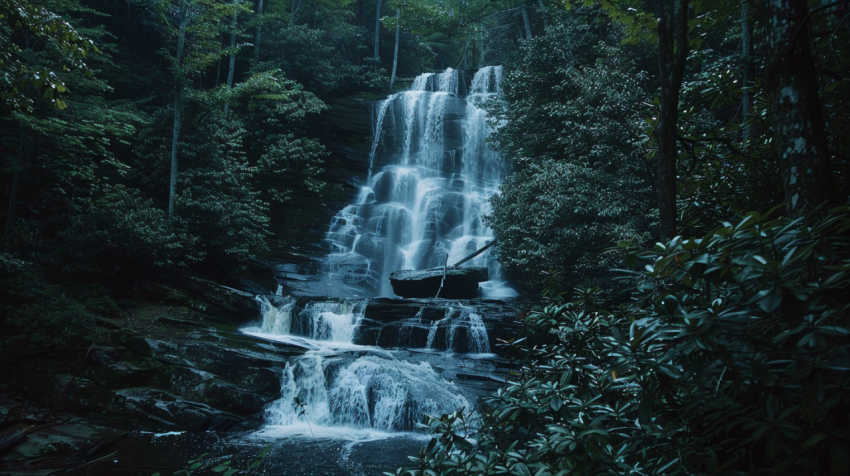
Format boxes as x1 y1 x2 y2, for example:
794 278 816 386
291 0 301 22
254 0 263 62
521 5 533 39
741 0 752 142
479 22 486 67
168 0 188 220
374 0 383 72
389 9 400 91
656 0 689 240
224 2 237 115
764 0 834 210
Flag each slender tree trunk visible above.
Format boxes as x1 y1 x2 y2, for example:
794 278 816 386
254 0 263 62
521 5 533 39
656 0 689 239
224 2 237 115
764 0 834 210
741 1 752 142
389 9 400 90
479 22 486 67
537 0 548 28
374 0 383 72
169 0 189 219
290 0 301 22
216 33 223 86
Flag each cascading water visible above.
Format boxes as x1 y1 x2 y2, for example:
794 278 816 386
321 67 517 299
245 68 518 445
245 298 476 438
264 355 470 433
425 304 490 354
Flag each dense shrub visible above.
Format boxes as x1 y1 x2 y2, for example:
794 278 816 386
397 208 850 475
487 12 654 291
0 255 111 353
56 185 199 275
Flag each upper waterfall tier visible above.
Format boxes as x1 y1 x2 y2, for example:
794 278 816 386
320 66 516 299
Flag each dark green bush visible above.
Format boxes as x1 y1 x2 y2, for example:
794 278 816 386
0 254 107 353
56 185 200 275
486 11 654 291
397 207 850 475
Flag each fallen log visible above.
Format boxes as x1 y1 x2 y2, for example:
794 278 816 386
452 239 497 267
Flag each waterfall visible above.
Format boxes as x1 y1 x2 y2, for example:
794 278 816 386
321 67 517 299
426 304 491 354
264 355 471 433
258 296 296 335
397 307 425 347
246 297 476 437
248 68 517 440
295 300 366 342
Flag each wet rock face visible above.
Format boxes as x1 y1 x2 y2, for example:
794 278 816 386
389 267 489 299
115 388 259 432
354 297 522 354
1 307 309 442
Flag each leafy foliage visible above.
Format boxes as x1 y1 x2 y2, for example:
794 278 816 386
487 10 654 290
0 255 112 353
0 0 96 113
396 208 850 475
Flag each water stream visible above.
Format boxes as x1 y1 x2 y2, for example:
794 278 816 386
242 68 516 452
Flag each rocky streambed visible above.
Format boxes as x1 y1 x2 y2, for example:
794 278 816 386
0 281 522 475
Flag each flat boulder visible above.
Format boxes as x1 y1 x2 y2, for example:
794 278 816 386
389 267 488 299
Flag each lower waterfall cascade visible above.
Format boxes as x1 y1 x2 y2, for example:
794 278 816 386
243 297 492 439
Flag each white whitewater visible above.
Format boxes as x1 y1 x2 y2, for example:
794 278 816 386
245 298 475 439
248 68 517 441
322 67 517 298
425 304 490 354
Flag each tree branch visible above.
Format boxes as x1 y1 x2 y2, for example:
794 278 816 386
676 134 756 159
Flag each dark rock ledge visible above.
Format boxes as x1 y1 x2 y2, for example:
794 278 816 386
0 304 308 475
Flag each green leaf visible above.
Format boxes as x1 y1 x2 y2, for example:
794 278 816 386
802 433 828 449
513 463 532 476
550 396 563 411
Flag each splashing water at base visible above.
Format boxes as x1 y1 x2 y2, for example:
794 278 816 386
245 297 480 439
264 353 473 436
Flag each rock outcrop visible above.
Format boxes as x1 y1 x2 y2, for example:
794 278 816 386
354 297 522 354
389 267 489 299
